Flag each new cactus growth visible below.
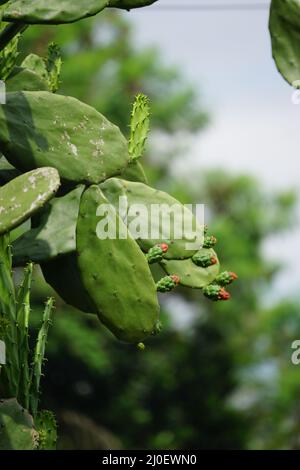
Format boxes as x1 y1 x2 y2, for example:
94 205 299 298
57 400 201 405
203 285 231 302
192 252 218 268
146 243 169 264
156 275 180 293
215 271 238 286
128 94 150 161
203 235 217 248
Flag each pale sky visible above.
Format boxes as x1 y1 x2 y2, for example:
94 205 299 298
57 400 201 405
124 0 300 303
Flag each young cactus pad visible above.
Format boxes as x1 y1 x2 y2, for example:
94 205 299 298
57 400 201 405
0 91 129 183
160 248 220 289
100 178 205 260
0 398 38 450
0 167 60 236
76 185 160 343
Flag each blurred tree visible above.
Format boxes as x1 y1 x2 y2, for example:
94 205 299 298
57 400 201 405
20 10 299 450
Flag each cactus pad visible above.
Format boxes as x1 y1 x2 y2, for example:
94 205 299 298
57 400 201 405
101 178 204 260
0 167 60 236
0 91 130 183
0 398 38 450
161 248 220 289
12 185 84 266
76 185 160 343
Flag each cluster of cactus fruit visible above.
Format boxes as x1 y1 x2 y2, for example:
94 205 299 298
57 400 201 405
0 0 240 449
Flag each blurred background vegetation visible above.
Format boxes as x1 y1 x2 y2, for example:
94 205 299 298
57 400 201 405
15 10 300 449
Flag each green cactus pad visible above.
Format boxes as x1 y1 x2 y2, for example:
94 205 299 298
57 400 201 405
0 91 130 183
0 398 38 450
160 248 220 289
41 252 96 314
101 178 204 260
120 160 148 184
3 0 108 25
269 0 300 85
12 185 84 266
0 167 60 236
76 185 160 343
6 67 49 92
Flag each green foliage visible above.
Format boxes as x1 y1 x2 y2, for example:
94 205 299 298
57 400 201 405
45 43 62 92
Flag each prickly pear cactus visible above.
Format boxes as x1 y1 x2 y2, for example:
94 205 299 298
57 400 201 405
0 398 38 450
0 167 60 235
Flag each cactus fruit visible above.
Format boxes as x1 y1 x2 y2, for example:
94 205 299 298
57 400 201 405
101 178 204 260
203 285 231 302
0 398 38 450
215 271 238 286
146 243 169 264
161 248 220 289
0 167 60 236
269 0 300 86
0 91 130 184
192 251 218 268
156 275 180 293
12 185 84 266
76 185 160 343
203 235 217 248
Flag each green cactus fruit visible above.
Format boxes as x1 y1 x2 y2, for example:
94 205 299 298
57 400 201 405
192 251 218 268
6 67 49 92
161 248 220 289
120 160 148 184
156 275 180 293
146 243 169 264
0 398 38 450
269 0 300 86
76 185 160 343
203 284 231 301
101 178 204 260
12 185 84 266
0 91 129 184
0 167 60 236
215 271 238 286
35 410 57 450
203 235 217 248
3 0 108 25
